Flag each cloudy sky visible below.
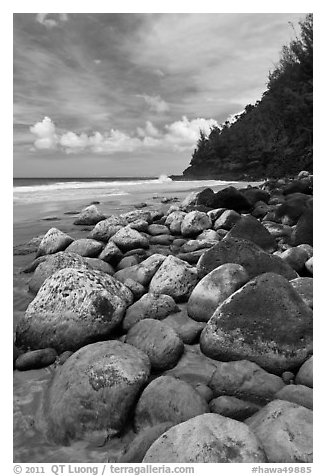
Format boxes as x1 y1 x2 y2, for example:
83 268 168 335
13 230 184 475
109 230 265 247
13 12 305 177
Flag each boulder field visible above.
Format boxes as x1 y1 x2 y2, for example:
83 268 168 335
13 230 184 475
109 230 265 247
14 172 313 463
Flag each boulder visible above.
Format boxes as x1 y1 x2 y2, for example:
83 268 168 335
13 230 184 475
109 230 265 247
239 187 270 206
43 341 150 444
290 277 313 308
15 348 57 371
274 193 311 225
73 205 106 225
212 186 252 213
149 235 173 245
282 371 295 384
149 255 198 301
214 209 241 230
181 188 215 208
283 179 312 196
98 241 123 264
181 211 211 237
122 293 178 331
196 229 220 241
116 255 140 270
305 257 313 274
126 319 184 370
297 243 313 258
262 221 292 238
246 400 313 463
123 279 146 300
163 306 205 344
65 238 103 257
165 210 186 226
128 219 149 232
143 413 266 463
120 210 152 224
84 257 115 275
200 272 313 374
197 237 297 280
16 268 133 353
226 215 277 252
114 254 166 286
134 376 209 431
275 384 313 410
187 263 249 322
207 208 227 221
251 201 270 218
111 227 149 251
181 239 215 253
280 246 309 272
176 250 206 265
88 216 126 242
35 228 74 258
147 224 170 235
295 356 313 388
209 396 261 421
209 360 284 403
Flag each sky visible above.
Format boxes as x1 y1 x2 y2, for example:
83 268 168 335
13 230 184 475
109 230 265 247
13 12 306 178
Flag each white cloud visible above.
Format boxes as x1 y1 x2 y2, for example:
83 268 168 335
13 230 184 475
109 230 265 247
30 115 217 155
36 13 68 29
138 94 169 113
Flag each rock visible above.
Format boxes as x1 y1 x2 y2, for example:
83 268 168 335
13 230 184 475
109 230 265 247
239 187 270 206
176 250 206 265
172 238 187 247
115 254 166 286
28 251 89 294
98 241 123 264
295 356 313 388
149 255 198 301
150 210 164 221
181 211 211 237
147 224 170 235
13 343 22 366
126 319 184 370
123 279 146 300
57 351 73 365
35 228 74 258
170 217 187 235
282 371 295 384
290 277 313 308
44 341 150 444
88 216 126 242
275 384 313 410
13 235 44 256
65 238 103 257
196 229 220 241
207 208 227 221
16 268 133 353
149 235 173 245
305 256 313 275
122 293 178 331
181 188 216 208
124 248 148 258
84 258 115 275
181 239 216 253
41 216 60 221
209 396 261 421
163 306 205 344
214 210 241 230
246 400 313 463
212 186 252 213
143 413 266 463
297 171 311 179
15 348 57 371
262 221 292 238
297 243 313 258
134 202 147 209
226 215 277 252
194 384 213 402
120 210 152 224
134 376 209 431
165 210 186 226
251 201 270 218
275 193 311 225
209 360 284 403
128 219 149 232
283 179 312 196
118 423 174 463
73 205 106 225
280 246 309 272
188 263 249 322
291 207 313 246
116 255 140 270
197 237 297 280
111 227 149 251
200 272 313 374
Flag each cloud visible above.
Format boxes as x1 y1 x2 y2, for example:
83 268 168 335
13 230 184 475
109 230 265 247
36 13 68 29
30 115 217 154
138 94 169 113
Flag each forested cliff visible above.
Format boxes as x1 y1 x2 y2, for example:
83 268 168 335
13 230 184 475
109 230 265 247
183 14 313 180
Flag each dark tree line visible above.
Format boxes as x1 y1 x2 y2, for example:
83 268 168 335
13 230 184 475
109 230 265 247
183 14 313 180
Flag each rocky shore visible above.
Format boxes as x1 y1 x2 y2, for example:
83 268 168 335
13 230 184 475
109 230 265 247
14 171 313 463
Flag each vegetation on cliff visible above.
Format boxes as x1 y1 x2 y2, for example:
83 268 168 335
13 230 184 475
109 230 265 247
183 14 313 180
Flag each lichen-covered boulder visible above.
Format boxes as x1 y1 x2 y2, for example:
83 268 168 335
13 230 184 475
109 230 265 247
200 273 313 374
187 263 249 322
16 268 133 353
73 205 106 225
35 228 74 258
246 400 313 463
43 341 151 444
135 376 209 431
111 226 149 251
181 211 211 237
88 216 126 242
149 255 198 301
126 319 184 370
143 413 266 463
65 238 103 257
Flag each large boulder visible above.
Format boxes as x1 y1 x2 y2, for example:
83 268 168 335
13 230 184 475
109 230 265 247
246 400 313 463
15 348 57 371
197 237 297 280
238 187 270 206
274 193 311 225
212 186 252 212
126 319 184 370
134 376 209 431
295 356 313 388
16 268 133 353
280 246 310 272
214 209 241 230
43 341 150 444
65 238 103 257
187 263 249 322
35 228 74 258
209 360 284 403
181 188 215 208
73 205 106 225
282 179 312 196
149 255 198 301
122 293 177 331
98 241 123 264
114 254 166 286
111 227 149 251
88 216 126 242
120 209 152 224
200 272 313 374
226 215 277 252
290 277 313 308
143 413 266 463
180 211 211 237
